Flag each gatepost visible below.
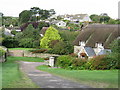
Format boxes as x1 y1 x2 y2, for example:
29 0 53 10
49 57 54 67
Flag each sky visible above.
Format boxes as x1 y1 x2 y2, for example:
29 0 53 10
0 0 119 19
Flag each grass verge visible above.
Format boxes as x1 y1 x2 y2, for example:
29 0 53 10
1 56 44 88
37 65 118 88
7 56 44 62
8 48 34 50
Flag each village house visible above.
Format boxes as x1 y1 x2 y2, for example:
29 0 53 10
40 27 48 37
51 20 66 27
73 24 119 58
59 14 92 24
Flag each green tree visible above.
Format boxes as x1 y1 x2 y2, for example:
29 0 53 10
40 26 61 49
108 19 116 24
18 24 40 48
100 16 111 23
38 22 49 30
19 10 32 24
90 14 100 23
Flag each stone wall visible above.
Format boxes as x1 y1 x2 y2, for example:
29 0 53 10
8 50 24 57
8 50 59 58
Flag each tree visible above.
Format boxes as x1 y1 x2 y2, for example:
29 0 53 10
18 24 40 48
38 22 49 30
19 10 32 24
100 16 111 23
90 14 100 23
40 26 61 49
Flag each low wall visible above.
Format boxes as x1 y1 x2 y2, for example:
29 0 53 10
8 50 59 58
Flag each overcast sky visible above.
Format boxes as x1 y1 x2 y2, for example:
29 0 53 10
0 0 119 19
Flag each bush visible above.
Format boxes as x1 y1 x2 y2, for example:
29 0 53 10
87 55 119 70
56 55 75 69
72 58 87 70
29 49 48 53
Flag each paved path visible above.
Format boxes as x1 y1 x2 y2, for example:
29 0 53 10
19 61 91 88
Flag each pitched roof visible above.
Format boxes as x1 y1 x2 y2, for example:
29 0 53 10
84 47 96 56
73 24 119 48
40 27 48 35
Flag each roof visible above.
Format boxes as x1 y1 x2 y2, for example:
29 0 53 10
60 14 88 20
98 49 111 55
84 47 96 56
40 27 48 35
73 24 119 49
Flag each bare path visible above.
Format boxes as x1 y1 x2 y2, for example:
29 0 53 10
19 61 91 88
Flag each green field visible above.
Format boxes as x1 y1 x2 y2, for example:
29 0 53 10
1 56 44 88
37 65 119 88
8 48 34 50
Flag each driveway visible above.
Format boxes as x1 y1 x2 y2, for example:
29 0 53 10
19 61 91 88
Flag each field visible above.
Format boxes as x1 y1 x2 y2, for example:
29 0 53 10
37 65 118 88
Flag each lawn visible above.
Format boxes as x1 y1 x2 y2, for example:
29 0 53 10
37 65 119 88
7 56 44 62
1 56 44 88
8 48 34 50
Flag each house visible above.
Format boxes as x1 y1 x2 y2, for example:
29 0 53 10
73 24 119 58
51 20 66 27
59 14 92 24
40 27 48 37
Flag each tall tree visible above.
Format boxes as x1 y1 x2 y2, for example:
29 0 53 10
40 26 61 49
19 10 32 24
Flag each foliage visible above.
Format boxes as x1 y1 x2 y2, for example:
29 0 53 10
19 10 32 25
108 19 116 24
67 23 80 31
19 7 56 24
59 30 79 43
29 48 48 53
19 38 34 48
100 16 110 23
38 21 49 30
40 26 61 49
2 35 19 48
90 14 100 23
48 41 73 55
0 46 6 56
18 24 40 48
11 30 18 35
3 16 18 27
56 55 74 69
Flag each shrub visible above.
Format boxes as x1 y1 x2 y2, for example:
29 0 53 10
69 53 78 57
88 55 118 70
29 49 48 53
56 55 75 69
72 58 87 70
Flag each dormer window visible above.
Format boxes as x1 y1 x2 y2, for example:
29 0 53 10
95 42 104 49
79 41 85 46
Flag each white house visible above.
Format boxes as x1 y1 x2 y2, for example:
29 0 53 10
51 20 66 27
59 14 92 24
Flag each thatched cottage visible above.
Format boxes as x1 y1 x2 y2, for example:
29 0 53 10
73 24 119 58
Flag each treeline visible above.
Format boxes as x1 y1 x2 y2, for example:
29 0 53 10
90 14 120 24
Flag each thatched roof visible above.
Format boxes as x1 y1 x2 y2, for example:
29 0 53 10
40 27 48 35
73 24 119 49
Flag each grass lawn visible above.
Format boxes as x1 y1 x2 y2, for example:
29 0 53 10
8 48 34 50
37 65 119 88
1 56 44 88
7 56 44 62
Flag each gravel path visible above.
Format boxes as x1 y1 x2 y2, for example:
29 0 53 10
19 61 91 88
